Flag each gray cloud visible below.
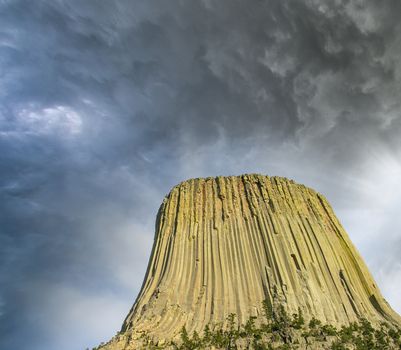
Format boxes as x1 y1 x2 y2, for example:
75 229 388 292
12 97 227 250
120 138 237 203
1 0 401 349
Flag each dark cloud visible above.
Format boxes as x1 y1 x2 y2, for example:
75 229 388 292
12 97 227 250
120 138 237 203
1 0 401 349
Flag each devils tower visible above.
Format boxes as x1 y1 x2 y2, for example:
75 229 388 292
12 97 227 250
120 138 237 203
98 174 401 349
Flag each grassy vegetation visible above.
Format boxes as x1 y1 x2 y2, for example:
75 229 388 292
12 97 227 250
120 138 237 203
136 300 401 349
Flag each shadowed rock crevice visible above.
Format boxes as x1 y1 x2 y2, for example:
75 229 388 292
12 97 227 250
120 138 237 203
98 174 401 349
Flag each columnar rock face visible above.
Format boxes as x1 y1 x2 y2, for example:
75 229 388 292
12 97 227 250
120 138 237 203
99 174 401 349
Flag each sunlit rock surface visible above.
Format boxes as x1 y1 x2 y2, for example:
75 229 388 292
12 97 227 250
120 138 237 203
98 174 401 349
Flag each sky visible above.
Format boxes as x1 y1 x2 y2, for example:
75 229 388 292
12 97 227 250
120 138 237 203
1 1 401 349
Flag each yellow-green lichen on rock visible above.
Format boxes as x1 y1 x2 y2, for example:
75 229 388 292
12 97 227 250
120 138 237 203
97 174 401 349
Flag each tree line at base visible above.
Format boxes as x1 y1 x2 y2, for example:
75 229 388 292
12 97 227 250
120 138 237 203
138 299 401 350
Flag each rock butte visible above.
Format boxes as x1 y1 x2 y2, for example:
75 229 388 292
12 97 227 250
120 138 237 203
98 174 401 349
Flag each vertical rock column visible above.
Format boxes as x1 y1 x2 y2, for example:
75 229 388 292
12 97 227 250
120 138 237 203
106 175 401 347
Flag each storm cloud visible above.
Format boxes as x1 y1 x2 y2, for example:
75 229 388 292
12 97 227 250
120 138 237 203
1 1 401 349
